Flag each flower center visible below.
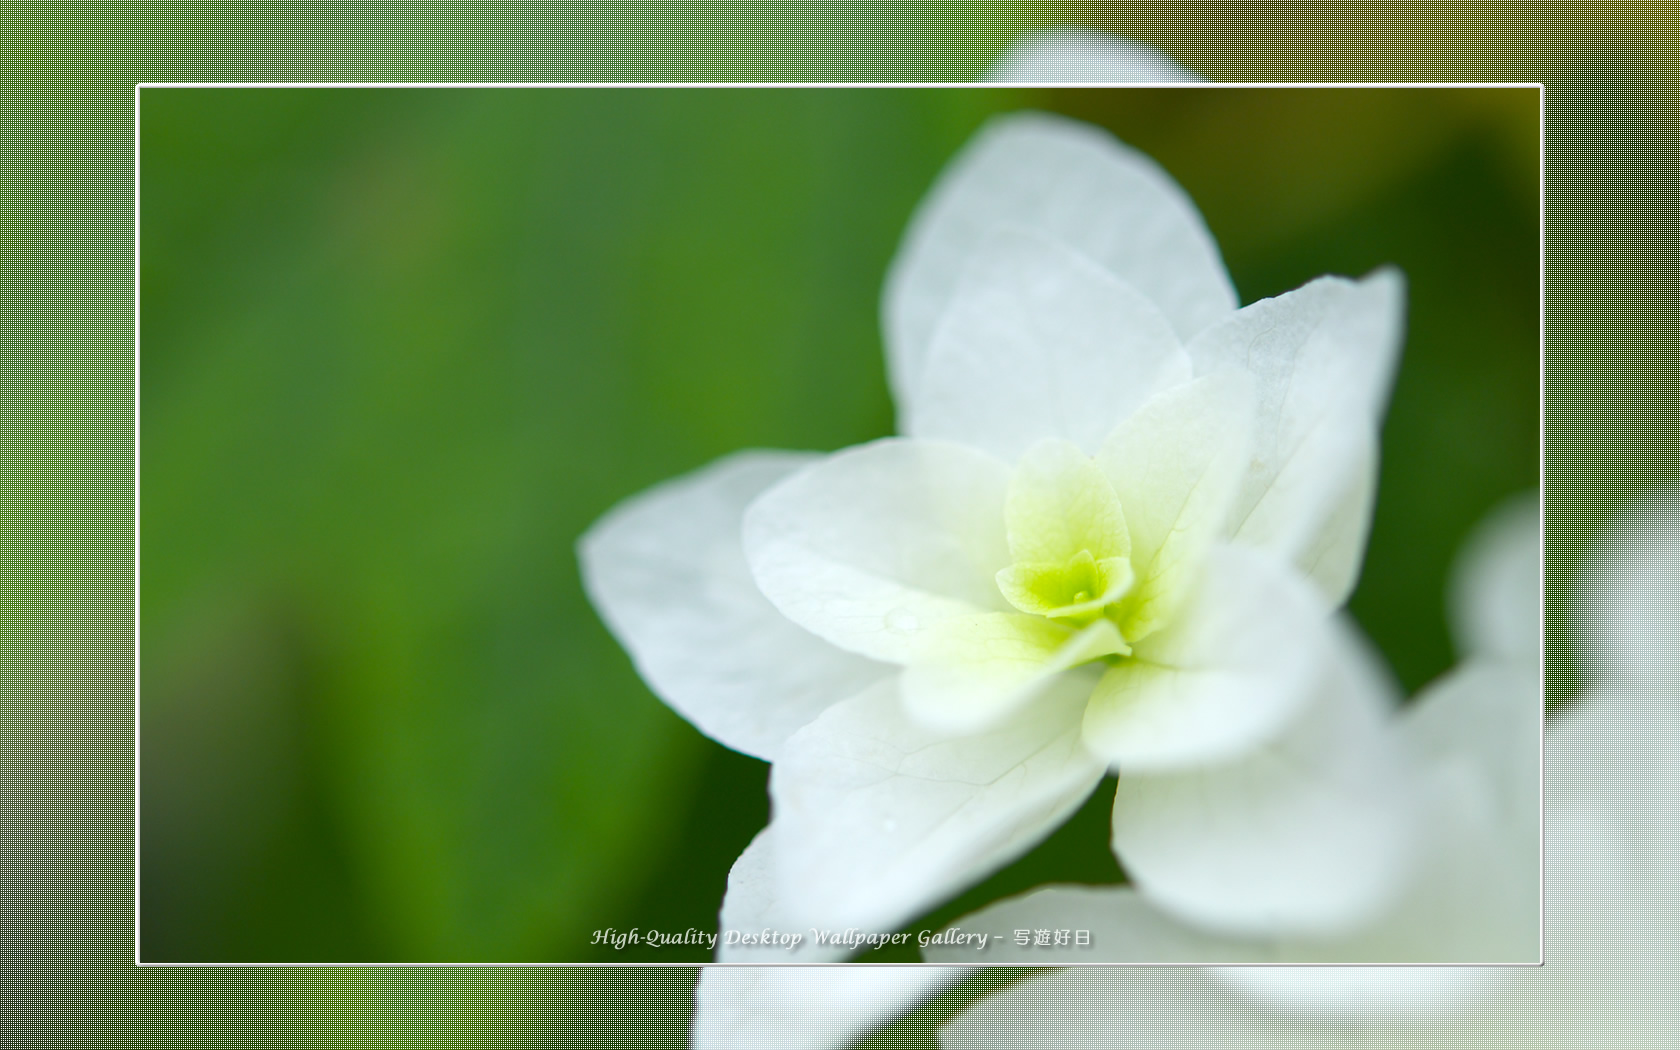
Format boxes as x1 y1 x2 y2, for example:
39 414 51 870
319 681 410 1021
992 439 1137 655
996 548 1134 628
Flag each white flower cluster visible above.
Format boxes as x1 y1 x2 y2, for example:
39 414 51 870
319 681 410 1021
582 104 1424 959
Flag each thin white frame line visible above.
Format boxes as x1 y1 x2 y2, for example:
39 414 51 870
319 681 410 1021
1535 81 1548 967
136 80 1545 90
131 79 1548 970
131 79 143 970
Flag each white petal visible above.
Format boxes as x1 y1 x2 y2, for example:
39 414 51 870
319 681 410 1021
905 230 1190 461
693 965 968 1050
1188 270 1406 600
902 618 1124 735
1219 410 1378 604
1003 438 1132 567
985 28 1201 84
1307 661 1542 963
1110 619 1417 937
770 674 1106 933
1449 491 1542 665
1244 722 1539 965
716 827 849 963
579 450 889 761
1404 659 1542 859
1260 418 1378 604
1188 271 1405 458
884 111 1237 410
1577 483 1680 687
1082 546 1330 772
1095 373 1255 642
742 438 1015 665
1547 691 1680 933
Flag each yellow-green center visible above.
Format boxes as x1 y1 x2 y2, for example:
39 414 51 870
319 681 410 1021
996 548 1134 627
993 439 1140 657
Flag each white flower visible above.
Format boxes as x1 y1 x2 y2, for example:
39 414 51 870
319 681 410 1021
927 493 1542 980
580 107 1412 952
937 489 1680 1048
984 27 1199 84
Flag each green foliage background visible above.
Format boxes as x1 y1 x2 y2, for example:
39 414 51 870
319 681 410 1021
139 86 1539 966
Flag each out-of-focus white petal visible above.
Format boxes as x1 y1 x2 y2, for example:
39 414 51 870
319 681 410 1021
579 450 889 761
905 231 1190 462
1182 670 1540 1013
1548 690 1680 934
770 674 1106 933
1449 491 1542 665
743 438 1015 665
694 965 970 1050
1578 484 1680 688
1111 620 1416 937
1404 660 1542 861
1215 721 1536 967
1189 271 1406 602
1082 546 1329 772
1095 373 1255 642
985 28 1201 84
937 695 1680 1048
884 111 1237 410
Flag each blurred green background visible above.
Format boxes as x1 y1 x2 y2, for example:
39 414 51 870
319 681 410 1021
138 86 1539 965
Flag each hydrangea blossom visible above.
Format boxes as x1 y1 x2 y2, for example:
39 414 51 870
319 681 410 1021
580 107 1414 955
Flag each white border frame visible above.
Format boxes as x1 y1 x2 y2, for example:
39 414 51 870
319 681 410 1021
133 80 1546 968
